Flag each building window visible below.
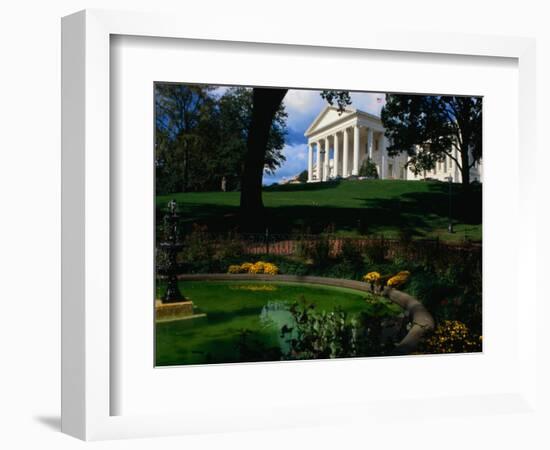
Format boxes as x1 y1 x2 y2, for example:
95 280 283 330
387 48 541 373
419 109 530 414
375 139 379 151
388 163 393 177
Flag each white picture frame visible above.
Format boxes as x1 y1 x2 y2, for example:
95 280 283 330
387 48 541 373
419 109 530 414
61 9 538 441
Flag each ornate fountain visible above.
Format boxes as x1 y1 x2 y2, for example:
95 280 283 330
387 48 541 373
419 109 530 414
156 200 203 322
160 199 185 303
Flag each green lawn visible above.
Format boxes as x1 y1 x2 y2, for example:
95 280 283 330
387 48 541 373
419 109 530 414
156 179 481 242
155 280 401 366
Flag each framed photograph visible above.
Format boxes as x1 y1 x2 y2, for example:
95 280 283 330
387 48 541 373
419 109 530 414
62 9 537 441
152 82 480 368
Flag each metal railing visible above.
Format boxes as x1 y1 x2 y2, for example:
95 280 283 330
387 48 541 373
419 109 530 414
182 230 481 260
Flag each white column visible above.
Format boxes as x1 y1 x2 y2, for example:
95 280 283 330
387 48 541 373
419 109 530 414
333 133 340 177
367 128 374 160
307 143 313 182
381 136 387 179
316 142 322 181
352 125 360 176
323 137 330 181
343 128 349 177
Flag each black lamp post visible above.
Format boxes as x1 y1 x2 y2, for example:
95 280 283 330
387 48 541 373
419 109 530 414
446 176 454 233
160 199 185 303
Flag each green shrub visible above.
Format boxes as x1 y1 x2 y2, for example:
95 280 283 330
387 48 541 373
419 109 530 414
181 224 215 263
296 235 331 267
340 238 363 266
297 170 308 183
282 299 405 359
358 158 379 178
363 238 387 264
215 234 245 260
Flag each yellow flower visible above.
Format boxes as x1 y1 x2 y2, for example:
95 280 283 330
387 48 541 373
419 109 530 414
387 270 410 287
249 261 266 274
423 320 481 354
262 262 279 275
227 264 243 274
230 261 280 275
363 271 381 283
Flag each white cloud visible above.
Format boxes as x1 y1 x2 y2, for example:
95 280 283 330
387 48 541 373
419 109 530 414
264 143 308 185
283 90 326 132
284 89 325 112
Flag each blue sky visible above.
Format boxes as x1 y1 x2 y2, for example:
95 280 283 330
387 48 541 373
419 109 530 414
263 89 386 185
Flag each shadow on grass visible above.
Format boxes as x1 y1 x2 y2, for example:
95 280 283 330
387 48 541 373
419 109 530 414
160 182 481 238
264 179 343 192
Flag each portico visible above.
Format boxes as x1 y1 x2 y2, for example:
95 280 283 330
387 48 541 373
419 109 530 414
304 105 397 181
303 104 485 183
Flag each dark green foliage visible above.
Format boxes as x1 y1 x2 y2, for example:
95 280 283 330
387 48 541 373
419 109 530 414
284 301 357 359
331 238 364 279
180 224 216 264
282 299 404 360
214 234 246 261
296 234 331 267
297 169 308 183
155 84 288 194
381 94 482 185
155 84 218 193
358 158 379 178
320 90 353 112
236 329 283 363
363 238 388 264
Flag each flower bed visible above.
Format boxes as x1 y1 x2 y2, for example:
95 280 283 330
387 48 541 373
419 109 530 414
227 261 279 275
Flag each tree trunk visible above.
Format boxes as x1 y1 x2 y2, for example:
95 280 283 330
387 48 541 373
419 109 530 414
460 143 470 187
240 87 287 229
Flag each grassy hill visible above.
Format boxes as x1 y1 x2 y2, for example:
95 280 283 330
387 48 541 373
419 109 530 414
156 179 481 242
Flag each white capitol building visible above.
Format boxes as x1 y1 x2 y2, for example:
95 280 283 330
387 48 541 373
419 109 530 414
304 105 482 183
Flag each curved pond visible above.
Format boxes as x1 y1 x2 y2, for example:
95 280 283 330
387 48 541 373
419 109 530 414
155 280 405 366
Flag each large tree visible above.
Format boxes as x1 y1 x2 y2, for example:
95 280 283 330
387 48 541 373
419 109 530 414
218 87 287 192
240 88 288 220
155 83 217 193
240 88 351 227
381 94 482 186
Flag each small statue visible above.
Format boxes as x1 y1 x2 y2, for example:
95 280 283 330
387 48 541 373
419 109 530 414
168 199 177 215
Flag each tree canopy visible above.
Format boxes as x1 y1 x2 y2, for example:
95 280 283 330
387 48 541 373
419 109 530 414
155 84 287 194
381 94 482 185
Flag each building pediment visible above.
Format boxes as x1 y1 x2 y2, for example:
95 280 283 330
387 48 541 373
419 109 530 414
304 105 355 137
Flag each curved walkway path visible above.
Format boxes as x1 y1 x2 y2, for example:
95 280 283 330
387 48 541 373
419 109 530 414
177 273 434 355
